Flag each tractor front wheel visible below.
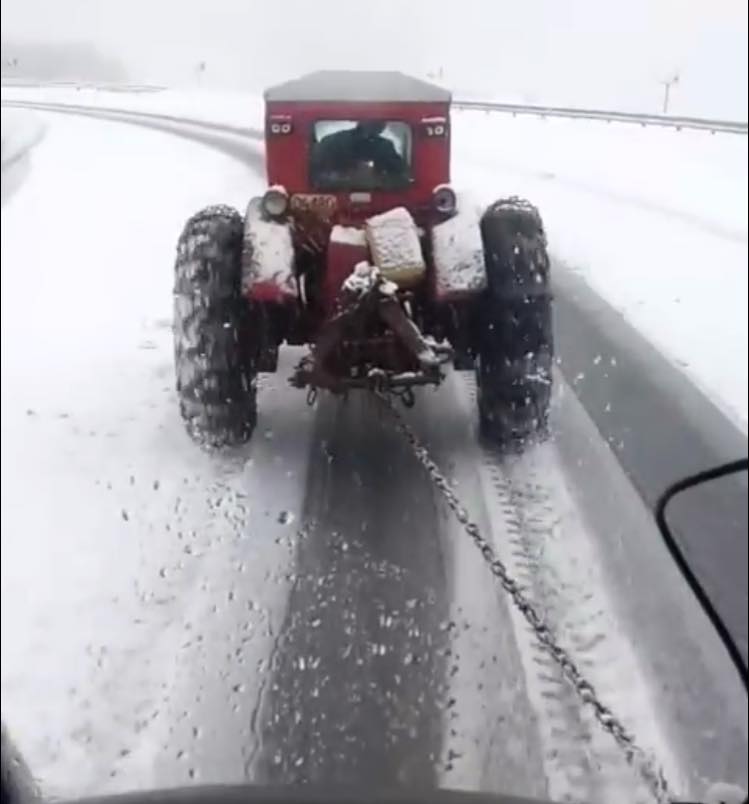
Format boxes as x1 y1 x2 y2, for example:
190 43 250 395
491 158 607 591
477 197 553 446
173 205 257 447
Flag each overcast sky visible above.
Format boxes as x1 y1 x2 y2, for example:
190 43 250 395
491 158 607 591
2 0 747 117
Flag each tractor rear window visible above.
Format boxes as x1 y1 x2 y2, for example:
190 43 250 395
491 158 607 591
310 120 413 191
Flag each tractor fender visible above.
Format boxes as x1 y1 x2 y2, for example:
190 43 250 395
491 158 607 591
430 194 487 301
242 197 296 304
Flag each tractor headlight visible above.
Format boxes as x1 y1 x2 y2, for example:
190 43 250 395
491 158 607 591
433 184 457 216
262 186 289 219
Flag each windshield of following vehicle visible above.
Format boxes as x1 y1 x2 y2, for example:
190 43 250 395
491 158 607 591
1 1 747 804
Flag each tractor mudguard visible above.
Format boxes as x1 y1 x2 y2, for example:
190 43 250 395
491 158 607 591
242 197 296 304
430 197 486 301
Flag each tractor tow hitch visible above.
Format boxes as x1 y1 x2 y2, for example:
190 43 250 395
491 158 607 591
291 359 445 407
289 270 452 403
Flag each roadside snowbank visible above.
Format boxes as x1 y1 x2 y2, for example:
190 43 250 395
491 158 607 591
1 108 46 167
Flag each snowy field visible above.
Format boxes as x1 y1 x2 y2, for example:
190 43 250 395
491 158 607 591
3 84 746 430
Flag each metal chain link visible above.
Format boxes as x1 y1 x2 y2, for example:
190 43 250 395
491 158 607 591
376 392 672 804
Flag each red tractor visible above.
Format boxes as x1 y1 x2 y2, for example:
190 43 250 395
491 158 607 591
173 71 553 447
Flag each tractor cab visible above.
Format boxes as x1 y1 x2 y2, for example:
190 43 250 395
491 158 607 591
262 70 454 224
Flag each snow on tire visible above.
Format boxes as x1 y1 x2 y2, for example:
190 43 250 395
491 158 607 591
173 205 256 447
477 197 553 446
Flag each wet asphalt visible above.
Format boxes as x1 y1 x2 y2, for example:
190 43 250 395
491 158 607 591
250 394 450 787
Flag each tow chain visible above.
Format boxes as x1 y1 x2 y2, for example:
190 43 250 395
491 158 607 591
375 392 671 804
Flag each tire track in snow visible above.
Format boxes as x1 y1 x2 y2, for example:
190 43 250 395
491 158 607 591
403 370 685 803
479 444 657 804
459 370 682 803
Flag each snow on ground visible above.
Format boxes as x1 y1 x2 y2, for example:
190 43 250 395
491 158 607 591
2 91 746 794
1 108 47 206
0 112 313 796
452 110 748 432
413 373 687 803
1 108 46 168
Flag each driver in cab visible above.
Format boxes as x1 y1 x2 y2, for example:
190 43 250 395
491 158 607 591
312 120 407 182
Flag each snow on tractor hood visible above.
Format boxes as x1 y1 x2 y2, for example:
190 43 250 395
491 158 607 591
327 198 487 298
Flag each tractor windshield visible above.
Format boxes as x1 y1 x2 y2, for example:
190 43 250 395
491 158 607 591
310 119 412 191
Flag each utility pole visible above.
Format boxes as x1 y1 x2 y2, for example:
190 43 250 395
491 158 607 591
660 73 679 114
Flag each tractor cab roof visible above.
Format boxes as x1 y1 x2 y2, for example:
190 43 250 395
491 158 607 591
264 71 452 104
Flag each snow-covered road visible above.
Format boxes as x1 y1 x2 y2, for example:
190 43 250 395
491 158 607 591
1 104 746 804
0 112 313 793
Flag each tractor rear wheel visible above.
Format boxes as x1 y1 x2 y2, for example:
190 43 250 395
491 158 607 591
477 197 553 446
173 205 257 447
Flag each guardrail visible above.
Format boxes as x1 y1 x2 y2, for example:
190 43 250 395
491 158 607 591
3 80 746 136
1 78 165 93
453 99 748 135
1 98 263 141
